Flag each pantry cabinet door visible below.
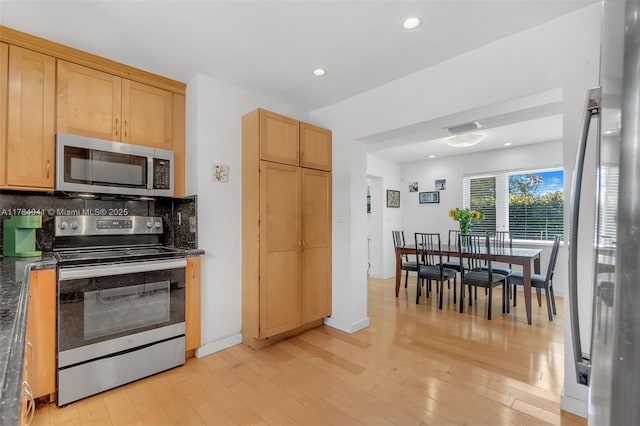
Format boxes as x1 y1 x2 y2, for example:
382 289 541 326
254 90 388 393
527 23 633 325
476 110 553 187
259 161 301 337
300 168 332 323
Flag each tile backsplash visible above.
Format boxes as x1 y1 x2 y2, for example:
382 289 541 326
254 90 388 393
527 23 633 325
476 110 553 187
0 191 197 252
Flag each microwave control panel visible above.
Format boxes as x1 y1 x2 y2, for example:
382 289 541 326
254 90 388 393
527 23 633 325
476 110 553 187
153 159 171 190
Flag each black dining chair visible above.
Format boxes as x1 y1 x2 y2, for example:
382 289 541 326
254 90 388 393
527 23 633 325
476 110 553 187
392 230 418 289
414 233 457 309
510 234 562 321
442 229 466 272
484 231 513 277
458 233 509 320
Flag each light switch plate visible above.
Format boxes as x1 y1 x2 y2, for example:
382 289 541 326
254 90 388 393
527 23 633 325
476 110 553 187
212 164 229 182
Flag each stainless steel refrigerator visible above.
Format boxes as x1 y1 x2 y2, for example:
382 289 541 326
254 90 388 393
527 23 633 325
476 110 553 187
569 1 640 424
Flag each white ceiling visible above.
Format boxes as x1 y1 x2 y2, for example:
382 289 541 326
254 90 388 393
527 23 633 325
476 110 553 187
0 0 593 162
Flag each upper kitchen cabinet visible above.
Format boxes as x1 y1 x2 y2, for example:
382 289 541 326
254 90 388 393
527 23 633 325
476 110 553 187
57 60 173 150
259 109 300 166
6 45 55 189
258 108 332 171
57 60 122 141
300 122 332 171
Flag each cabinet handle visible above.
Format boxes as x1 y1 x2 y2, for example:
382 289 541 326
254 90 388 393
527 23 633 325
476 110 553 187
115 118 119 137
191 261 196 279
46 160 50 179
124 120 128 138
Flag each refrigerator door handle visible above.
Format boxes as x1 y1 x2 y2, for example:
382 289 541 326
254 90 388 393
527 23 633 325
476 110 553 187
568 86 600 386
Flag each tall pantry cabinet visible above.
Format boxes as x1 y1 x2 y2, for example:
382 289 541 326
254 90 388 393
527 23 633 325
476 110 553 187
242 108 332 349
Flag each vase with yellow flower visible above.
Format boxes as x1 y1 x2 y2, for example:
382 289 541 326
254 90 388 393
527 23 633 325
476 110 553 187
448 207 484 245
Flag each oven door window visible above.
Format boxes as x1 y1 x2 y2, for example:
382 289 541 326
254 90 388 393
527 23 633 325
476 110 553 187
58 268 185 352
64 145 148 188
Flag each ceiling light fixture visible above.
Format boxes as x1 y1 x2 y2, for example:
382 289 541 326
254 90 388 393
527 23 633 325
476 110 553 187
402 17 422 30
504 142 513 146
429 155 436 159
445 133 485 148
312 68 327 77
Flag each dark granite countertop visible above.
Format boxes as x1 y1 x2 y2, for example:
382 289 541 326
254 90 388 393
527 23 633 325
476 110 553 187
0 255 57 426
185 249 205 257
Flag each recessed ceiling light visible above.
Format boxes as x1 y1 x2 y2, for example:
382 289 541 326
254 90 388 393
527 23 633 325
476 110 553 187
402 17 422 30
312 68 327 77
429 155 436 159
445 133 485 148
504 142 513 146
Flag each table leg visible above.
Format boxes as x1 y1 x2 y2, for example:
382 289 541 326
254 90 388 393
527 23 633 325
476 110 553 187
523 261 532 325
395 248 402 297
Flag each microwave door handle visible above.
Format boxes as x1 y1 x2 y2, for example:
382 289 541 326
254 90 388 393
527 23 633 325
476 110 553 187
148 157 154 191
569 86 600 386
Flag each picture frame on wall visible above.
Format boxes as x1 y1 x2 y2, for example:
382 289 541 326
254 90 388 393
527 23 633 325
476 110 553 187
419 191 440 204
386 190 400 208
435 179 446 190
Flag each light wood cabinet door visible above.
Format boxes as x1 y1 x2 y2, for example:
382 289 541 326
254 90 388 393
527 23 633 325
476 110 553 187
185 256 201 352
0 43 8 186
6 46 55 189
259 109 299 166
300 122 332 171
259 161 301 338
301 169 332 323
122 80 172 149
26 268 56 399
57 60 122 140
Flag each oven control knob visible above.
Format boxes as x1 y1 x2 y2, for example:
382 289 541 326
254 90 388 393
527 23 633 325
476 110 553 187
70 221 79 230
59 221 68 230
146 221 154 229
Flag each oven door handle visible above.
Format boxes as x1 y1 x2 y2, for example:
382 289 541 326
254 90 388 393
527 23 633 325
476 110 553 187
59 258 187 280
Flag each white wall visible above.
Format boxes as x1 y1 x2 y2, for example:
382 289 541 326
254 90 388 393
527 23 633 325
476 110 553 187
367 155 403 279
366 176 384 278
311 3 600 418
186 73 309 357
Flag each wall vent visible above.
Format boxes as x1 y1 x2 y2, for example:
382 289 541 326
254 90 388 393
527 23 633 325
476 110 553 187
445 121 481 134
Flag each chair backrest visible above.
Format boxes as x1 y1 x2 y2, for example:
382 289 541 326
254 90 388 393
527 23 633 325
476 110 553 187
392 230 410 261
487 230 512 267
544 234 563 285
487 231 512 251
459 233 495 279
414 232 443 268
446 230 460 261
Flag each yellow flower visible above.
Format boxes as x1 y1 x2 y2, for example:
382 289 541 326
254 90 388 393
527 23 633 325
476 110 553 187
448 208 455 219
471 210 481 221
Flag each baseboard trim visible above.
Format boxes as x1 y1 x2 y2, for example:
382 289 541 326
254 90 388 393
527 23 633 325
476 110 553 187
560 393 587 418
324 316 370 333
195 333 243 358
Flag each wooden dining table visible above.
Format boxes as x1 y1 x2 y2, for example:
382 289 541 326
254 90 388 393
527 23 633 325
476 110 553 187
395 244 543 324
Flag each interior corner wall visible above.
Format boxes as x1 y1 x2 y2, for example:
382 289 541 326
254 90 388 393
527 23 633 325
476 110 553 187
367 154 404 279
187 73 309 356
366 176 384 278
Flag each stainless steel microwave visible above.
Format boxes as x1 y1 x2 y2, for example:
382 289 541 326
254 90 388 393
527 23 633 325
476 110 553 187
55 133 174 197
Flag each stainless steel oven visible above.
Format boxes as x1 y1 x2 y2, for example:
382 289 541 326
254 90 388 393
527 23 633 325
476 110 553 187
54 216 186 406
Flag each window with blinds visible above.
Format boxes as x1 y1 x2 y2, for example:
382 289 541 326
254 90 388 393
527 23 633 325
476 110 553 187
463 168 564 241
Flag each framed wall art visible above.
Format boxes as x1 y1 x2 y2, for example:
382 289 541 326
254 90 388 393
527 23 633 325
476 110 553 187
419 191 440 204
386 190 400 208
435 179 446 190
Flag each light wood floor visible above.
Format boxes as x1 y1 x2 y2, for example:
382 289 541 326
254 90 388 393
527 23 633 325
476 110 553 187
32 277 586 425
